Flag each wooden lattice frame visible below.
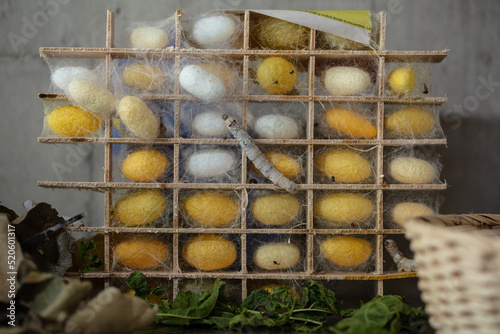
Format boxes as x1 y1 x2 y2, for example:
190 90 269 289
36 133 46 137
38 10 447 300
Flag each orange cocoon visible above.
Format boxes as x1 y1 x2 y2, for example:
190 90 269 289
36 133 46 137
47 105 102 137
114 237 168 269
320 236 372 267
325 107 377 138
182 192 239 226
122 149 168 182
315 149 371 183
182 234 237 271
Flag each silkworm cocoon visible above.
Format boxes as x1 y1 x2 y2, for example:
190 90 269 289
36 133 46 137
130 26 168 49
47 105 101 136
182 234 237 271
114 237 168 269
253 242 300 270
314 193 374 224
192 110 228 137
256 57 298 95
387 66 416 95
251 152 301 179
392 202 434 227
179 65 227 102
254 115 299 139
251 194 300 226
388 157 436 184
315 149 371 183
320 32 366 50
191 15 238 48
117 96 159 139
198 63 238 93
254 16 309 50
322 66 371 96
320 236 372 267
51 66 97 91
182 192 239 227
121 64 166 90
385 108 435 136
68 79 116 118
325 107 377 138
114 190 166 226
185 149 236 178
122 149 168 182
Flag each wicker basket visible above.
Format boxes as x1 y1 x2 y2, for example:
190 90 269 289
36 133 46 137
405 214 500 334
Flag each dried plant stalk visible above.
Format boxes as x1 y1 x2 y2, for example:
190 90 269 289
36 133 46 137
222 114 297 193
384 239 417 272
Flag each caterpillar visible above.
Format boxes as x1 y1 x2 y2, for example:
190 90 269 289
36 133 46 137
384 239 417 272
222 114 297 193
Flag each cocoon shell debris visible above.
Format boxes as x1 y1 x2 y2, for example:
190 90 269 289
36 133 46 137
68 79 116 118
185 149 236 178
322 66 371 96
114 237 168 269
254 16 309 50
51 66 97 91
182 192 239 227
388 157 436 184
192 110 228 137
191 14 239 48
117 96 160 139
254 114 299 139
130 26 168 49
392 202 435 227
250 193 300 226
179 65 227 102
122 149 168 182
182 234 237 271
253 242 300 270
47 105 101 137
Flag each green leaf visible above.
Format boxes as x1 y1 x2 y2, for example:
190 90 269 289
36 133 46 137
126 272 165 300
156 278 224 325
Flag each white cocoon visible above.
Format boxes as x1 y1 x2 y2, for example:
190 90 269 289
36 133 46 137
253 242 300 270
254 114 299 139
388 157 436 184
322 66 371 96
52 66 97 91
117 96 159 139
192 110 228 137
186 149 235 178
192 15 237 48
68 79 116 118
179 65 227 102
130 26 168 48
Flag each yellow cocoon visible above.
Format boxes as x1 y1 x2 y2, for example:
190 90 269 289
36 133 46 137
114 237 168 269
325 107 377 138
182 234 237 271
387 66 416 95
47 105 102 136
315 149 371 183
392 202 434 227
385 108 435 136
130 26 168 49
199 63 238 92
122 64 166 90
253 242 300 270
254 16 309 50
320 236 372 267
122 149 168 182
322 66 371 96
117 96 159 139
251 194 300 226
314 193 374 224
68 79 116 118
388 157 436 184
251 152 301 179
256 57 298 95
114 190 166 226
182 192 239 227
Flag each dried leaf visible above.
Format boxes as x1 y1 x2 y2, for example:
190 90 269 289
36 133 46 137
65 287 157 334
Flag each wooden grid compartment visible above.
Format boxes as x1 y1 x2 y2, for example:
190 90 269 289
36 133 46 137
38 10 447 299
